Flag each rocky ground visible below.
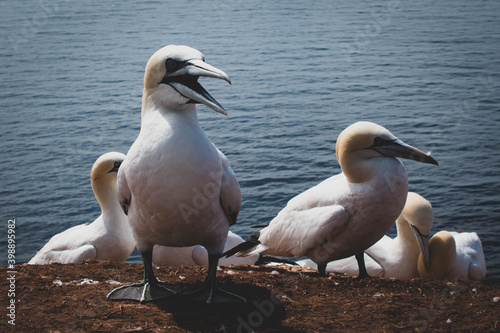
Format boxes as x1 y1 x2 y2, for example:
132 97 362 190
1 260 499 332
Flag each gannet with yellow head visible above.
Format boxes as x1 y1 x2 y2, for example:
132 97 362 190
418 230 486 281
224 121 438 278
106 45 245 304
29 152 134 264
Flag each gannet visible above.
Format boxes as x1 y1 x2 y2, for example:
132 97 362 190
418 230 487 281
296 191 433 280
107 45 245 304
223 121 438 278
28 152 135 264
152 231 259 266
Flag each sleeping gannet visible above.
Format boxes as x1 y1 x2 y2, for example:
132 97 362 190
107 45 245 304
28 152 135 264
152 231 259 266
418 230 486 281
297 191 432 280
223 121 438 278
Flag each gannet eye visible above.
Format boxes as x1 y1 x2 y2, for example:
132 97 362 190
165 59 182 73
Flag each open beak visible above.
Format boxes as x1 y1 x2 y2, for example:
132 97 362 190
411 224 430 270
164 59 231 115
369 137 439 166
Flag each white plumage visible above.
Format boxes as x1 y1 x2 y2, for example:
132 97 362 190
29 152 134 264
225 122 438 277
107 45 245 304
153 231 259 266
297 191 433 280
418 230 487 281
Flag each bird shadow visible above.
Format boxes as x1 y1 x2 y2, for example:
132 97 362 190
151 282 303 333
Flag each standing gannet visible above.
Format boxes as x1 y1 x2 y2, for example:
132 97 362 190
152 231 259 266
223 121 438 278
296 191 432 280
28 152 135 264
107 45 245 304
418 230 486 281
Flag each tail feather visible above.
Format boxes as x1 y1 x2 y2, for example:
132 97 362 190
222 229 262 258
255 255 297 266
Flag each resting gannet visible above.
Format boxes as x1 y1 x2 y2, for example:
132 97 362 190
418 230 486 281
107 45 245 304
153 231 259 266
223 121 438 278
297 191 432 280
28 152 135 264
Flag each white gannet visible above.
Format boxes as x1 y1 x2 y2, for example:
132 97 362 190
152 231 259 266
296 191 433 280
223 121 438 278
418 230 487 281
107 45 245 304
28 152 135 264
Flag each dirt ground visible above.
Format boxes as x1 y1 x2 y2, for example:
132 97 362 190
1 260 499 332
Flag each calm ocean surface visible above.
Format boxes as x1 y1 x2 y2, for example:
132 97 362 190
1 0 499 283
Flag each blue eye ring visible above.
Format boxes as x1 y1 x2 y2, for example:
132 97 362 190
166 59 182 72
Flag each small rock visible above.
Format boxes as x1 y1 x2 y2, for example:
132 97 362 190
446 318 452 324
105 280 122 285
493 296 500 302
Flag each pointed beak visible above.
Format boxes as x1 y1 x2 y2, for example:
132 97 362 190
107 161 122 174
411 224 430 270
369 137 439 166
165 59 231 115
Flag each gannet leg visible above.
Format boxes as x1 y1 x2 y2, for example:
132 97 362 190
106 250 177 302
355 252 370 279
182 254 246 304
317 263 327 277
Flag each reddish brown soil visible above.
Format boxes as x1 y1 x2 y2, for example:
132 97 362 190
1 261 499 332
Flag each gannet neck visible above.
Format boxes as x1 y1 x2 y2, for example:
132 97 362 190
90 152 127 228
91 174 122 216
343 151 403 183
141 99 200 131
395 216 419 250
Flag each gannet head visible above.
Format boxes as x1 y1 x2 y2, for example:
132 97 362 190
336 121 438 183
400 192 433 270
91 152 126 181
418 230 456 280
90 152 126 208
143 45 231 115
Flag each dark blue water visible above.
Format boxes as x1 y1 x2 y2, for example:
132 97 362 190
1 0 499 283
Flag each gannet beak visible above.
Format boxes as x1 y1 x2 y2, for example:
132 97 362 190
163 59 231 115
411 224 430 270
107 161 122 174
369 137 439 166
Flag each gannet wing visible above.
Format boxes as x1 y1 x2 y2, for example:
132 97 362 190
218 149 241 226
30 244 97 264
260 204 350 258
